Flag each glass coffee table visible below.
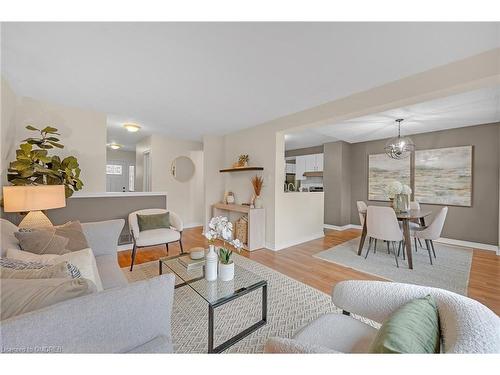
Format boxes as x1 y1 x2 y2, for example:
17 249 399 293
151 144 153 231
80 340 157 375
159 254 268 353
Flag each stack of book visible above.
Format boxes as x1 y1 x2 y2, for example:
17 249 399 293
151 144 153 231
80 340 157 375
178 255 205 271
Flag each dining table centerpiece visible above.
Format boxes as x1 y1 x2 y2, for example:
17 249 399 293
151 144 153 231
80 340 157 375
204 216 243 281
385 181 411 213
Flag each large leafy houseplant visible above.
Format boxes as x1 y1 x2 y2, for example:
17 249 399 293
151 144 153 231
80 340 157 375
7 125 84 197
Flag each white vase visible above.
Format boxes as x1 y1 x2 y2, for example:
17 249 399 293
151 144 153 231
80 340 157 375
254 195 263 209
218 262 234 281
205 245 218 281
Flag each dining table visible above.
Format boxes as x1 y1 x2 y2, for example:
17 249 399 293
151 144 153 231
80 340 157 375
357 209 432 269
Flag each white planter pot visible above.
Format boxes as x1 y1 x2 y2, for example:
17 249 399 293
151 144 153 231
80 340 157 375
218 262 235 281
205 245 218 281
254 195 263 209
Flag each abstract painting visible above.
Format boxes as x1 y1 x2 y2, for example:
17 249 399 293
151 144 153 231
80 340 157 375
368 153 411 201
414 146 472 206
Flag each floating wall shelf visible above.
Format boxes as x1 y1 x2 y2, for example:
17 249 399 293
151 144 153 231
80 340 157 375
219 167 264 173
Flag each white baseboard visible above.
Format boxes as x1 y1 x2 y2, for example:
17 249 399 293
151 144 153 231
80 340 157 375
184 222 203 229
324 223 499 254
435 237 499 253
324 223 362 231
273 232 325 251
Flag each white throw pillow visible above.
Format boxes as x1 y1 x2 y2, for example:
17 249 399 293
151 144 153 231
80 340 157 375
6 247 103 292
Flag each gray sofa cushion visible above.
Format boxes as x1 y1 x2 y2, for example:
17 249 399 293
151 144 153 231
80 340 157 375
95 255 127 289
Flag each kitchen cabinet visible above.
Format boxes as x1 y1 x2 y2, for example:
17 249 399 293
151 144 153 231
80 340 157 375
285 163 296 174
295 153 323 179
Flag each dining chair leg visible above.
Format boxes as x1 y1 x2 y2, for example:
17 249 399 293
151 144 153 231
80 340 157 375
425 239 431 251
130 243 137 272
386 241 390 254
364 238 373 259
397 241 401 257
418 239 423 248
392 241 399 268
414 238 418 252
430 240 436 259
426 241 433 265
374 239 377 252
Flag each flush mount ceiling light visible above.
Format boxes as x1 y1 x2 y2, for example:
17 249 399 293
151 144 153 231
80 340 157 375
108 143 122 150
384 119 415 160
123 123 141 132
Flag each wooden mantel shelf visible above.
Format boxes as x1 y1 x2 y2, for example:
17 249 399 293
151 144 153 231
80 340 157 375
219 166 264 173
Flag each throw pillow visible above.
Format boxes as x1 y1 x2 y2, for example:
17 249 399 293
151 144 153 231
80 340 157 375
53 221 89 251
14 229 70 255
137 212 170 232
6 248 103 292
369 295 441 354
0 278 97 320
0 261 74 279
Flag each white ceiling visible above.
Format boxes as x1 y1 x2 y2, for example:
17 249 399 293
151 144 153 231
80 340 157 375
2 23 500 148
285 85 500 150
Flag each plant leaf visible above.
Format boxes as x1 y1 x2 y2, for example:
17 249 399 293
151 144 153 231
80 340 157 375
41 126 59 134
47 141 64 149
26 125 39 131
20 143 32 154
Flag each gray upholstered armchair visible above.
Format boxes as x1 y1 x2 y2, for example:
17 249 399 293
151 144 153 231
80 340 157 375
265 280 500 354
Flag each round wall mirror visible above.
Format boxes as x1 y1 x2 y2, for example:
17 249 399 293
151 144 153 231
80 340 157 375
171 156 195 182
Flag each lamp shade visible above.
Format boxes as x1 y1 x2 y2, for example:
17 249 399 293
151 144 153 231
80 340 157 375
2 185 66 212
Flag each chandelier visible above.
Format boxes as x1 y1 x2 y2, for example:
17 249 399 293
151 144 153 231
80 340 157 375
384 119 415 159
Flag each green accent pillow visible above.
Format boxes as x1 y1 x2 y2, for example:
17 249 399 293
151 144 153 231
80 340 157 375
369 295 441 354
137 212 170 232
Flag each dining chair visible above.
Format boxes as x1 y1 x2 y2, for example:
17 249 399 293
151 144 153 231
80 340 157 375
410 207 448 265
365 206 402 267
357 201 377 253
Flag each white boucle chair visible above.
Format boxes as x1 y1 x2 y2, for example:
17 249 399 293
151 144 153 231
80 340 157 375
264 280 500 354
128 209 184 271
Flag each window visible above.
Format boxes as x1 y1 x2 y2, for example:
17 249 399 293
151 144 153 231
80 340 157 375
128 165 135 191
106 164 122 175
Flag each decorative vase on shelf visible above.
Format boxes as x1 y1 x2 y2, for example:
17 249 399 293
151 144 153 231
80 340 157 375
218 262 234 281
254 195 263 209
205 245 218 281
389 198 395 209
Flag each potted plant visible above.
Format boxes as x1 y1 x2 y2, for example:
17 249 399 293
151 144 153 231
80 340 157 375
204 216 243 281
7 125 83 197
251 175 264 209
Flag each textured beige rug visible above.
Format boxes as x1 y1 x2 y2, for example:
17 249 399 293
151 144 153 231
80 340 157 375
123 253 375 353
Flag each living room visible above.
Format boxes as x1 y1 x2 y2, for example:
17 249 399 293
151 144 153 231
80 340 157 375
1 2 499 373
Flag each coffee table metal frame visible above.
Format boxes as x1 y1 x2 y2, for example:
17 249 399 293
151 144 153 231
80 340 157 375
159 254 267 353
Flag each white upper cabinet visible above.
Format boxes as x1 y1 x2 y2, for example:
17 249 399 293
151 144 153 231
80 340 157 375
295 156 307 180
295 153 323 178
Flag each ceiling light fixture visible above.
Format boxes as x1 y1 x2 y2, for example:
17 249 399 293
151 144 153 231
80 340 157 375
108 143 122 150
123 123 141 132
384 119 415 159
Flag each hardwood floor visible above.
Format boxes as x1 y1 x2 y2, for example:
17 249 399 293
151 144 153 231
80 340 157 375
117 226 500 315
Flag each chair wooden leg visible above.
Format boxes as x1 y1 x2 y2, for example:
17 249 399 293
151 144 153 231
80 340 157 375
179 239 184 254
364 238 373 259
430 240 436 258
130 243 137 271
165 242 169 255
392 242 399 268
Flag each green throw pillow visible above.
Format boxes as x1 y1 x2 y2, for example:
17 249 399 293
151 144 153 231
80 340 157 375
369 295 441 354
137 212 170 232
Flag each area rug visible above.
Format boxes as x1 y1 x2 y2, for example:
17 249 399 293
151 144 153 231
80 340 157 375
123 253 376 353
314 238 472 295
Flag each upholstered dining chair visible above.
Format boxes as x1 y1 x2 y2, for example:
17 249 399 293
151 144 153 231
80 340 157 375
128 209 184 271
409 201 423 250
408 207 448 265
365 206 402 267
357 200 378 252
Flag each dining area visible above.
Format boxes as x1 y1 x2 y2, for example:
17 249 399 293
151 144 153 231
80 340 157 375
356 200 449 270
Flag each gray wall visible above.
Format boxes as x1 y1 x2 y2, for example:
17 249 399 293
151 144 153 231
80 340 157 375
346 122 500 245
106 149 136 164
285 145 324 158
324 141 351 226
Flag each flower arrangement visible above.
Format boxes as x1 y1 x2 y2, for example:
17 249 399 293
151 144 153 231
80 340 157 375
204 216 243 264
385 181 403 199
401 184 412 195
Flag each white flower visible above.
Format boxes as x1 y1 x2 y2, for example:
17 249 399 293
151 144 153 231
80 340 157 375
385 181 403 198
401 184 412 195
231 239 243 252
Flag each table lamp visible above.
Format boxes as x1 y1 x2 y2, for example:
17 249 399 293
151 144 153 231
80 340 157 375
2 185 66 228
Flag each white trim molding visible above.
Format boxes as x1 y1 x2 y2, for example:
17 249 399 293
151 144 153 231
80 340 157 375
324 224 362 231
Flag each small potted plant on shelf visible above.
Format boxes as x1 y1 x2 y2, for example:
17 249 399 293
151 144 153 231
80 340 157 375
204 216 243 281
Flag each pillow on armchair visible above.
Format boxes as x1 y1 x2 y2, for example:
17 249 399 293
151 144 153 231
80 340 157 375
137 212 170 232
